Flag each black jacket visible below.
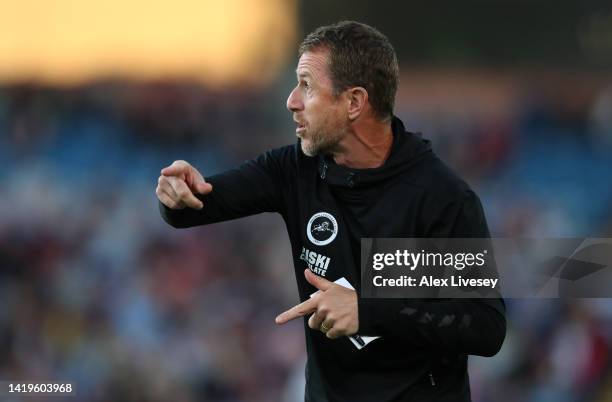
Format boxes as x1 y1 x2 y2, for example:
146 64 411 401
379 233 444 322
160 117 506 401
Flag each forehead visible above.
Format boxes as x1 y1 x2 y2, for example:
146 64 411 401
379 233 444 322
296 48 331 80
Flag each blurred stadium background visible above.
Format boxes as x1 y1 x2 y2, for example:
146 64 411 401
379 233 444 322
1 1 612 401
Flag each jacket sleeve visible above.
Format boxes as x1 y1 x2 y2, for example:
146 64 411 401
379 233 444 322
160 147 290 228
357 190 507 357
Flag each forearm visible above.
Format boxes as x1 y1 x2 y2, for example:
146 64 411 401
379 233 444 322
358 297 506 357
159 150 289 228
158 184 261 227
159 199 215 228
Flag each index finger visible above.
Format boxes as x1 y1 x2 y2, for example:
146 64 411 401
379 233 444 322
161 160 190 176
275 297 317 325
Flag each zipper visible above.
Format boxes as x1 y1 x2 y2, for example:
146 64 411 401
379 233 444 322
320 161 328 179
428 372 436 386
347 172 355 188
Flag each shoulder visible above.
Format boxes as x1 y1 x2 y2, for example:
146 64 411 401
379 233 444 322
410 154 489 236
410 152 474 203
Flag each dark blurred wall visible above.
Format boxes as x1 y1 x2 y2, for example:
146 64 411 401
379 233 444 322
299 0 612 69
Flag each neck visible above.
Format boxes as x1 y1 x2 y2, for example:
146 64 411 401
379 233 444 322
331 118 393 169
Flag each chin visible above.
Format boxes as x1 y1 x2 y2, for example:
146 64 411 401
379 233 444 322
300 140 318 157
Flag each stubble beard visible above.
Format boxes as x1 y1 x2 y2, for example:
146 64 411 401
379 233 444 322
300 123 346 157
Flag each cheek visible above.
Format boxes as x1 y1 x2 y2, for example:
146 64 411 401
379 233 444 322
304 104 321 125
305 97 341 126
324 104 345 126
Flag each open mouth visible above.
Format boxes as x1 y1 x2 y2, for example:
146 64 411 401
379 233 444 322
296 122 306 134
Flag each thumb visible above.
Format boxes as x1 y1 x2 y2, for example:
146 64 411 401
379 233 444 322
304 269 332 291
195 181 213 195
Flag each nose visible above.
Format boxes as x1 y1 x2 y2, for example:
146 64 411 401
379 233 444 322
286 86 303 112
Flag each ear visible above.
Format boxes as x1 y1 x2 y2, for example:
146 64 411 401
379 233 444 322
346 87 368 121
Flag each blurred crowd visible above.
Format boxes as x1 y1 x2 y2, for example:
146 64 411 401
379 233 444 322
0 71 611 401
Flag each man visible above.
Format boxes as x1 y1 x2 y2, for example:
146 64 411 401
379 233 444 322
157 21 506 401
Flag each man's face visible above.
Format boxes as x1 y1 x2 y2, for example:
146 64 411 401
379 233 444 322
286 48 348 157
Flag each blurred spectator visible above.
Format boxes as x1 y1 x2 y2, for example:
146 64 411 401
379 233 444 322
1 71 611 401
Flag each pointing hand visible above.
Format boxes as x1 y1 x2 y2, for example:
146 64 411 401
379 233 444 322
156 160 213 210
275 269 359 339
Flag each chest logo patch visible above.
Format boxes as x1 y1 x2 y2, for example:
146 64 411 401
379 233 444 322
307 212 338 246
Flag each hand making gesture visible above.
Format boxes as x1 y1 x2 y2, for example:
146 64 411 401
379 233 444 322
156 160 213 210
276 269 359 339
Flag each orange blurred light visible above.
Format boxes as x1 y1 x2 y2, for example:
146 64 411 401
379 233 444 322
0 0 297 86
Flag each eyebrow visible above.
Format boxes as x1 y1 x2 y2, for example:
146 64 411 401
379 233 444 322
296 71 312 79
